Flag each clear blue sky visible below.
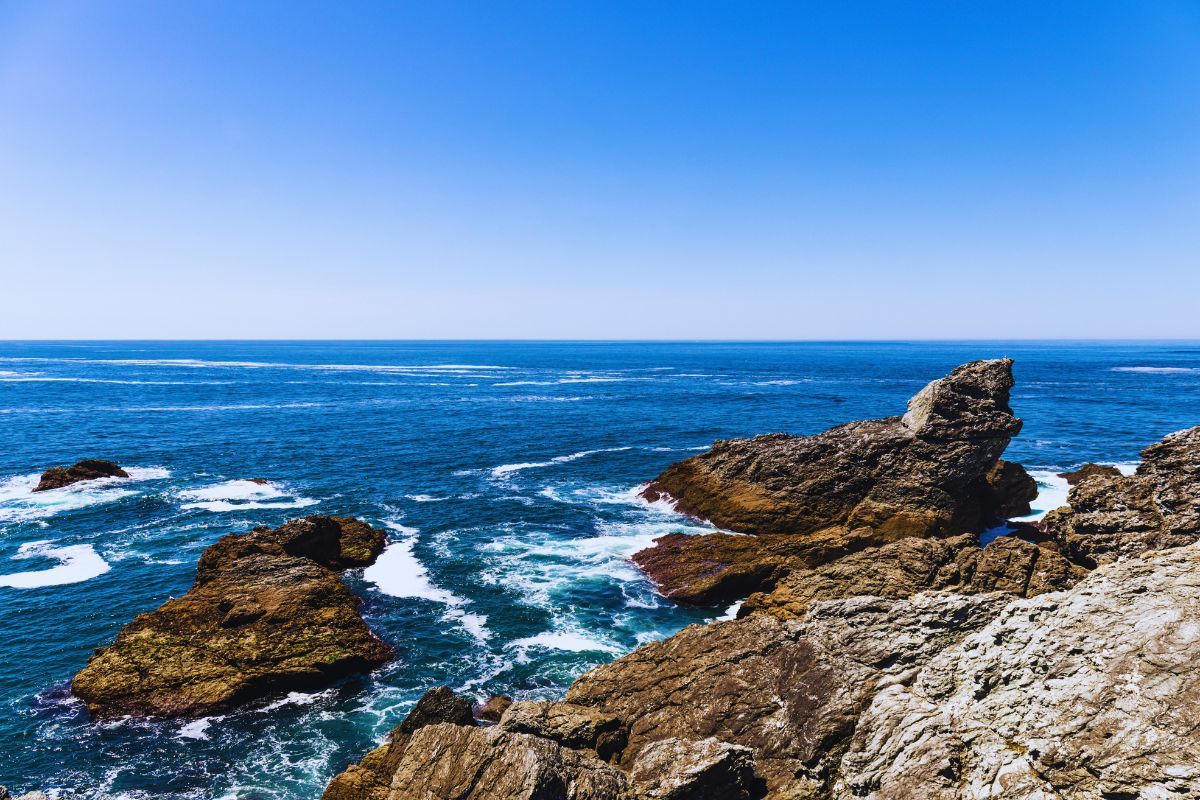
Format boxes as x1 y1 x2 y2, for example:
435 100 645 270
1 1 1197 339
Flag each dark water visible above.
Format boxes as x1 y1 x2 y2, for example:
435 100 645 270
1 340 1198 798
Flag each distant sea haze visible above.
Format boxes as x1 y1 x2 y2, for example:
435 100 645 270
1 340 1198 798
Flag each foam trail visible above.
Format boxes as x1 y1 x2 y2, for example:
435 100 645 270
0 541 111 588
364 522 490 642
490 447 632 479
178 480 317 512
509 631 622 657
1112 367 1200 374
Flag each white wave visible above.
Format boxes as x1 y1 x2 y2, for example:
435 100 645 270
364 522 490 642
0 357 512 373
1109 460 1140 476
716 601 743 621
259 690 331 712
489 447 632 480
0 467 167 523
753 379 802 386
1112 366 1200 374
177 718 215 740
509 630 622 657
1011 470 1071 522
0 541 111 588
177 479 318 512
405 494 446 503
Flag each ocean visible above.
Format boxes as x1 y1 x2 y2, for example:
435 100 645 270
2 340 1198 798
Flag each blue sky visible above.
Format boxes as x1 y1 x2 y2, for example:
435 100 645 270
1 1 1198 338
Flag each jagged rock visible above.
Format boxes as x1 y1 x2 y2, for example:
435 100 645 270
565 592 1011 796
1057 462 1121 486
740 534 1085 620
0 792 48 800
365 723 632 800
323 687 477 800
642 360 1023 538
832 541 1200 799
499 701 627 761
635 361 1033 603
71 515 391 719
629 737 761 800
33 458 129 491
477 694 513 723
1043 426 1200 567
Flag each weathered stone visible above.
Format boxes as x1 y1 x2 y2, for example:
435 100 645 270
33 458 129 491
1043 426 1200 567
741 534 1085 621
1057 462 1121 486
376 723 632 800
499 700 627 761
832 542 1200 799
634 361 1035 603
476 694 513 723
629 737 761 800
72 515 391 719
323 687 477 800
642 360 1023 539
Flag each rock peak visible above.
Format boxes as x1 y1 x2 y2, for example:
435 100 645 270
901 357 1020 439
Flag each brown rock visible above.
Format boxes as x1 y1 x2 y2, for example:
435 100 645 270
634 361 1037 604
1043 426 1200 567
477 694 513 723
71 515 391 719
499 700 628 761
643 360 1023 538
1057 462 1122 486
740 534 1085 621
323 687 477 800
629 737 761 800
33 458 129 491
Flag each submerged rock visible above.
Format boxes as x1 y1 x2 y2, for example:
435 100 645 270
634 360 1035 604
1057 462 1122 486
33 458 129 491
476 694 513 723
1043 425 1200 567
71 515 391 719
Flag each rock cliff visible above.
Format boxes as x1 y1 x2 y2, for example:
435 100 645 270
72 515 391 719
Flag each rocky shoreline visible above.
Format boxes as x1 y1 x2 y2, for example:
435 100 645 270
319 359 1200 799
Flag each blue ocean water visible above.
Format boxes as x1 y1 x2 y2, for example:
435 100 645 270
2 340 1199 798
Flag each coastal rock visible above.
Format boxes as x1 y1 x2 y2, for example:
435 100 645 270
499 700 628 761
33 458 129 491
629 737 761 800
323 687 477 800
1043 426 1200 567
1057 462 1121 486
71 515 391 719
740 533 1085 621
477 694 513 723
831 541 1200 799
634 360 1033 603
642 359 1023 538
0 789 50 800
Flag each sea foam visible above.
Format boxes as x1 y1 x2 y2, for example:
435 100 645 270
177 480 318 512
0 541 111 588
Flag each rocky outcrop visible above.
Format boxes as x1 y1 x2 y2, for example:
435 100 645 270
33 458 129 491
0 789 49 800
1057 462 1121 486
1043 426 1200 567
634 361 1035 603
831 541 1200 799
739 533 1085 620
323 686 477 800
327 539 1200 800
642 360 1025 538
477 694 513 723
71 515 391 719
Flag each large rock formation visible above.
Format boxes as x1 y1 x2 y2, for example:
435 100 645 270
326 540 1200 800
33 458 129 491
72 515 391 719
634 360 1036 604
1043 425 1200 567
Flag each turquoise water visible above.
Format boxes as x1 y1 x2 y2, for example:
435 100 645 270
2 341 1198 798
